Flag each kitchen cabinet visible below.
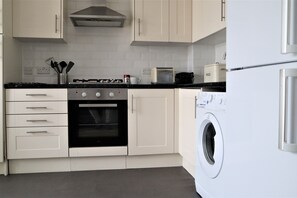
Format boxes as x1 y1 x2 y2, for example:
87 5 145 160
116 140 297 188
6 89 68 159
13 0 66 40
132 0 192 43
128 89 174 155
192 0 226 42
176 88 200 177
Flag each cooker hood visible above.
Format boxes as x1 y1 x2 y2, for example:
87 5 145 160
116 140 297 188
70 6 126 27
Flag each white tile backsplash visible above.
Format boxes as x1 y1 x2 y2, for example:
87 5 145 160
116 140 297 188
21 0 226 84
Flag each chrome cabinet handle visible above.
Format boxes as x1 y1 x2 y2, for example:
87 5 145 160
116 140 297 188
55 14 58 33
27 131 48 134
26 120 48 122
221 0 226 21
26 107 47 109
138 18 141 36
79 104 117 108
195 96 197 119
131 94 134 114
25 94 47 97
279 69 297 152
282 0 297 53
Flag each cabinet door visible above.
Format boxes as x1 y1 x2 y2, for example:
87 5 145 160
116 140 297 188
7 127 68 159
192 0 226 42
177 89 200 177
13 0 62 38
128 89 174 155
202 0 226 36
134 0 169 42
170 0 192 42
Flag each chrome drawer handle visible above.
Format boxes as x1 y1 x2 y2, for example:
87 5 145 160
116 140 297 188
26 120 48 122
26 107 48 109
25 94 47 97
26 131 48 134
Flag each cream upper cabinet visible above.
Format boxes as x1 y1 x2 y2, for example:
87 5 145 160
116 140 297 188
133 0 169 42
132 0 191 43
192 0 226 42
170 0 192 42
13 0 66 39
128 89 174 155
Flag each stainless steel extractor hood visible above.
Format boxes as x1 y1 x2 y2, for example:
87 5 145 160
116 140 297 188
70 6 126 27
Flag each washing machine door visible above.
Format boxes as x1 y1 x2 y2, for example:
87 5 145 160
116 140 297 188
198 113 224 179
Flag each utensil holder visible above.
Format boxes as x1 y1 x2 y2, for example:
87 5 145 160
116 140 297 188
58 73 68 84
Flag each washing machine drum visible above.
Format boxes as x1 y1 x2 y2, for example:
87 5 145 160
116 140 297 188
198 113 224 179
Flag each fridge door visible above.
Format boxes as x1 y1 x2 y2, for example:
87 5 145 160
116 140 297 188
227 0 297 70
0 35 2 163
226 62 297 197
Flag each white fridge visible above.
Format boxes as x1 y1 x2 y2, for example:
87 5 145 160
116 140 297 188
225 0 297 197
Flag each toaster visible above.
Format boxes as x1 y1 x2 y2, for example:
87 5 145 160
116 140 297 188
175 72 194 84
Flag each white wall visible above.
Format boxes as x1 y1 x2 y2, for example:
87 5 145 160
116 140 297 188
21 0 225 84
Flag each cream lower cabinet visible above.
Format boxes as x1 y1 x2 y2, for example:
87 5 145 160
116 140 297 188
6 89 68 159
128 89 174 155
13 0 66 40
176 88 200 177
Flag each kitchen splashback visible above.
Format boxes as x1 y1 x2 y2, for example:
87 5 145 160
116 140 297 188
21 0 223 84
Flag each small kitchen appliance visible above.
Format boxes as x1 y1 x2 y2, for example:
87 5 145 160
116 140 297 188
175 72 194 84
151 67 175 84
204 64 226 83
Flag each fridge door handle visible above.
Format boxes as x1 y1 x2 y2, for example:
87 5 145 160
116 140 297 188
282 0 297 53
279 69 297 152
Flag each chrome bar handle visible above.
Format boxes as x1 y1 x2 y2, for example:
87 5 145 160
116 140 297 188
279 69 297 152
79 104 117 108
26 120 48 123
26 107 47 109
26 94 47 97
221 0 226 22
27 131 48 134
138 18 141 36
282 0 297 53
131 94 134 114
194 96 197 119
55 14 58 33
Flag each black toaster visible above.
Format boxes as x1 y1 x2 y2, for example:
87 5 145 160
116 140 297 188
175 72 194 84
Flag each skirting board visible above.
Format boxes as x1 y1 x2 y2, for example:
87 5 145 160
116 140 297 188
8 154 183 174
182 159 195 178
0 163 3 175
126 154 182 169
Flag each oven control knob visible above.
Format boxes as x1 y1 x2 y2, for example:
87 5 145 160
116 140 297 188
81 92 87 98
109 92 115 97
95 92 101 98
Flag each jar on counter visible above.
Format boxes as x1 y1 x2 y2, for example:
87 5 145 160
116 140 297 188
124 74 130 84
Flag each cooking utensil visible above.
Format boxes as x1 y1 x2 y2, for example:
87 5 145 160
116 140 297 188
50 60 59 73
66 61 75 73
59 61 68 73
54 61 61 73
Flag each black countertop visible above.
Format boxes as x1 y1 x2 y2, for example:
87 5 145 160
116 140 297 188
4 82 226 91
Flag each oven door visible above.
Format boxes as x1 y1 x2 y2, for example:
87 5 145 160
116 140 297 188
68 100 127 147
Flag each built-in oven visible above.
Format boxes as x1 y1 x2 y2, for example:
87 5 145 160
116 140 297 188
68 88 127 149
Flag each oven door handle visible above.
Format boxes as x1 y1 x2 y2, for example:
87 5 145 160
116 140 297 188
78 104 118 108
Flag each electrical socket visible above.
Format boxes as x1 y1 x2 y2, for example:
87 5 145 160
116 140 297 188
142 68 151 75
37 67 50 74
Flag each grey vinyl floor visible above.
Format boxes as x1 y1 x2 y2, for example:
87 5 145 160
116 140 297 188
0 167 201 198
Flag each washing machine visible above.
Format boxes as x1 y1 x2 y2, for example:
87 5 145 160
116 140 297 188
195 92 226 198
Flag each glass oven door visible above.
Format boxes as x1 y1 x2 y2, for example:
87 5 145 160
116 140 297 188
68 100 127 147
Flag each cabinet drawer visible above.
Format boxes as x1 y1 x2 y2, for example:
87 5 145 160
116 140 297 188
6 89 67 101
6 101 67 114
6 114 68 127
7 127 68 159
